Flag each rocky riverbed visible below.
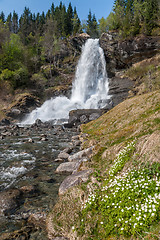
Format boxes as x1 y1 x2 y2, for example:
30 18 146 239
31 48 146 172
0 121 82 239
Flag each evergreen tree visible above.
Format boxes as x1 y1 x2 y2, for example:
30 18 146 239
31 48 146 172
12 11 18 34
87 10 99 37
65 2 74 36
99 17 108 34
108 0 159 37
72 7 81 35
144 0 159 34
50 3 55 19
39 11 46 34
0 11 5 23
6 13 12 32
19 7 32 41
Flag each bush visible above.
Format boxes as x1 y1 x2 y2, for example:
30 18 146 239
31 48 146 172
12 67 29 89
0 67 29 89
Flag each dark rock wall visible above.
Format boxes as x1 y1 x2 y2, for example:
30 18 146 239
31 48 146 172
100 33 160 77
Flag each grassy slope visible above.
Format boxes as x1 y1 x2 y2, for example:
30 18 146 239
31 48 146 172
48 89 160 239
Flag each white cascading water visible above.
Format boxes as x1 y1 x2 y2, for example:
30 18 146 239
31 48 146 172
22 39 110 124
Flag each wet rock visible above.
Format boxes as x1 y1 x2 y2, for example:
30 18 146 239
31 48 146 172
40 136 48 141
28 138 34 143
62 147 73 154
0 118 10 126
71 135 79 141
1 131 11 137
68 147 93 162
8 108 21 119
72 140 81 147
42 137 48 141
55 161 82 174
35 119 43 126
20 185 36 195
28 212 47 229
0 189 21 216
59 169 93 195
54 158 64 163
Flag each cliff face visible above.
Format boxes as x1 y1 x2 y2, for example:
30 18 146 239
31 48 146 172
100 33 160 77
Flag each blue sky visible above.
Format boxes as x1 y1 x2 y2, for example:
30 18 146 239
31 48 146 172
0 0 115 21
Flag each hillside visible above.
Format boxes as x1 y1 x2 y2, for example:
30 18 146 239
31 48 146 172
47 87 160 239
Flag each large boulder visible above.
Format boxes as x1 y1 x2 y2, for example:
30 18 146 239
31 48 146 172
59 169 93 195
67 109 107 127
68 147 93 162
55 161 82 174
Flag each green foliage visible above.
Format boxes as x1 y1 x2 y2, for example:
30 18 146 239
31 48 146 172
0 34 24 71
86 10 99 38
0 66 29 89
106 0 160 37
0 69 14 82
77 142 160 238
109 140 136 177
12 67 29 89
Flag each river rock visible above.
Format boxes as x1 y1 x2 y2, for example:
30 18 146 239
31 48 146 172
72 140 81 146
71 135 79 141
0 189 21 216
59 169 93 195
0 118 10 126
28 212 47 229
57 152 70 160
55 161 82 174
54 158 64 163
62 147 73 154
68 147 93 162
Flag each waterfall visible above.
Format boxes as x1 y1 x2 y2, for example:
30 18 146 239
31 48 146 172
22 39 110 125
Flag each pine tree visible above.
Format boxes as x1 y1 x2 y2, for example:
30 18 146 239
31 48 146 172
19 7 32 41
51 3 55 19
6 13 12 32
72 7 81 35
12 11 18 34
0 11 5 23
65 2 74 36
144 0 159 34
87 10 99 37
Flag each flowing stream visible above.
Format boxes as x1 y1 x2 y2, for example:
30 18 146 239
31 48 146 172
0 39 110 238
22 39 110 124
0 125 79 239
